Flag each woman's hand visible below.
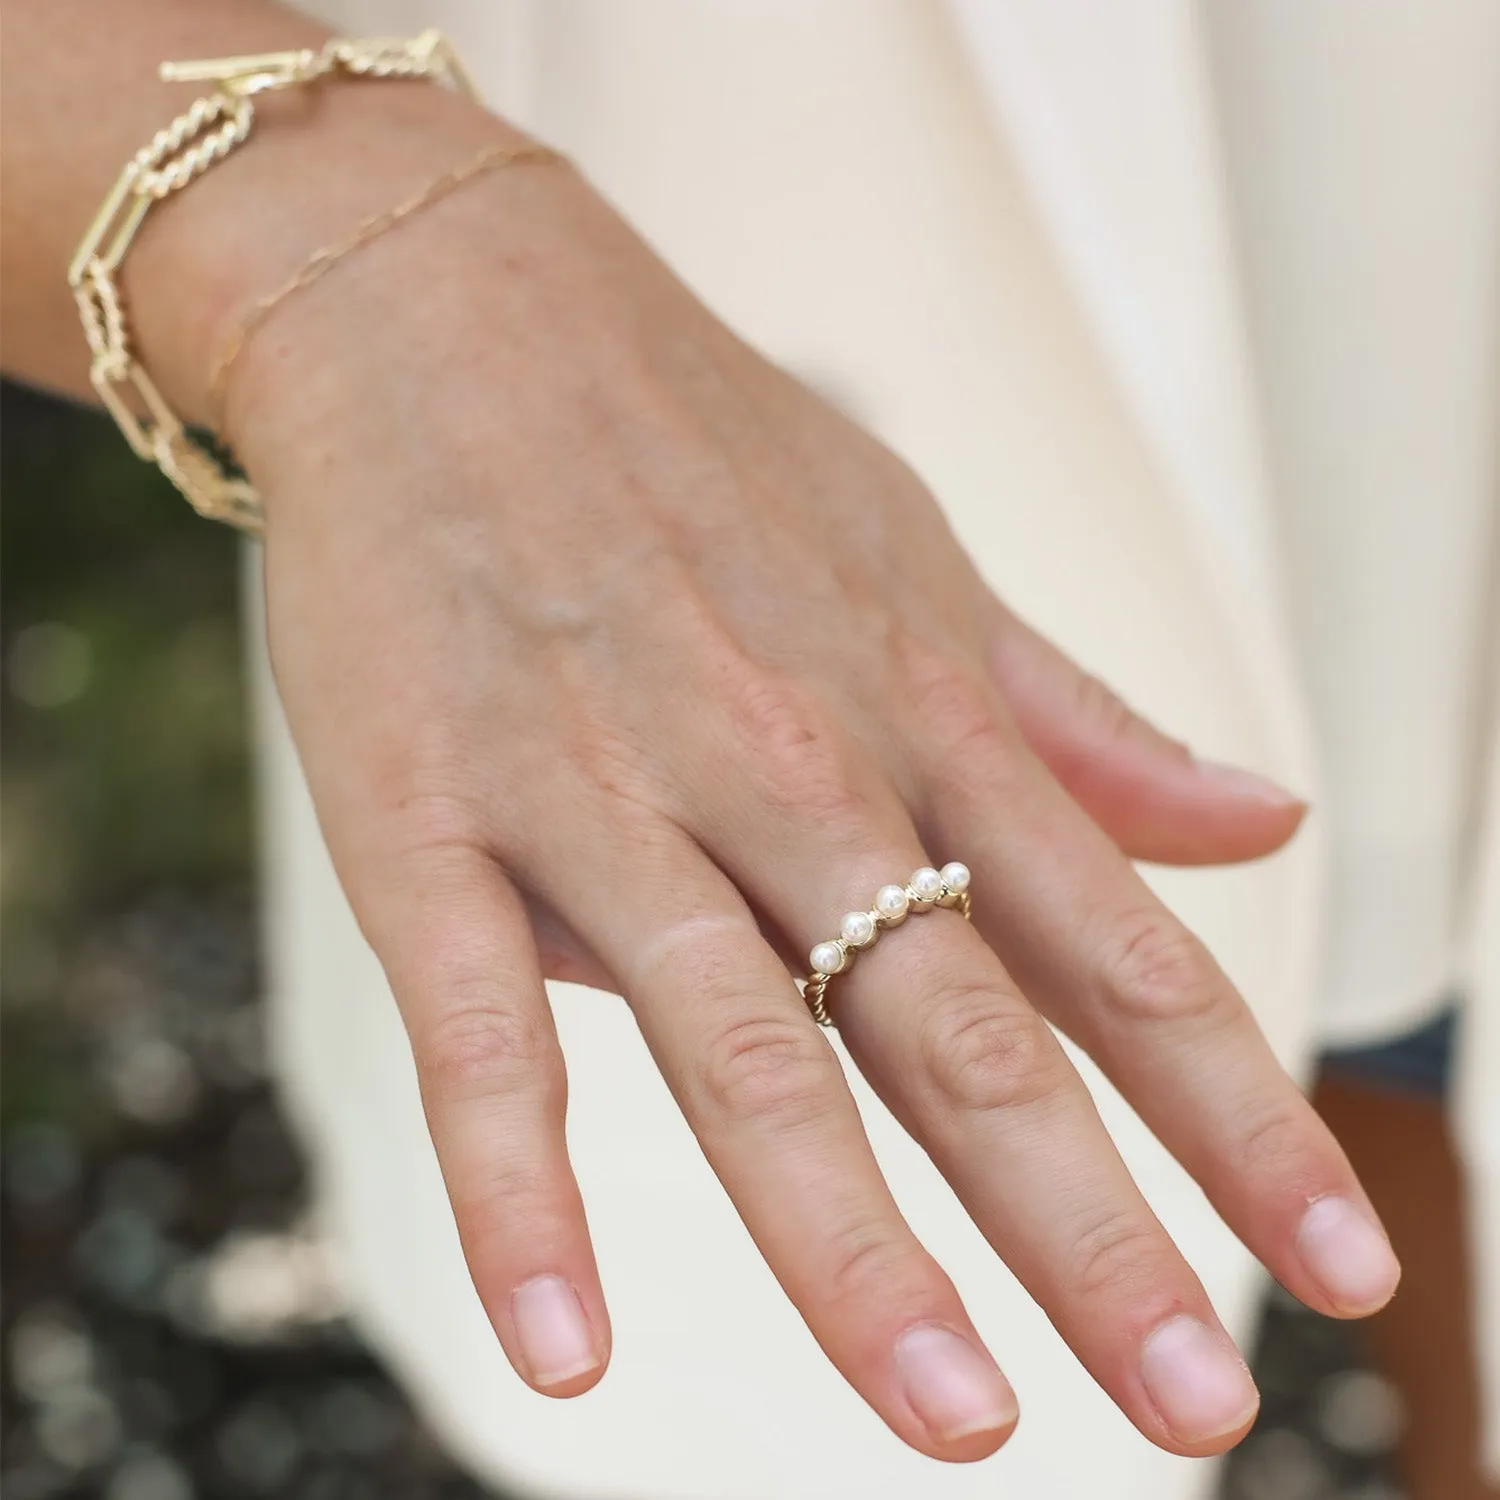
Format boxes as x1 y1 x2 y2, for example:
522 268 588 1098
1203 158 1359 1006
216 135 1398 1463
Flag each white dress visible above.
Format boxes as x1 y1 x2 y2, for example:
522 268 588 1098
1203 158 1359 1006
258 3 1500 1495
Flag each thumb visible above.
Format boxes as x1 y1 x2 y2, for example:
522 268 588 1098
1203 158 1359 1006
986 604 1307 866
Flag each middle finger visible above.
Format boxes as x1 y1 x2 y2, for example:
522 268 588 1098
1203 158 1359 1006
907 659 1400 1323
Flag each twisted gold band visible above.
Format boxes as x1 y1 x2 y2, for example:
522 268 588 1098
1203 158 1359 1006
803 863 972 1029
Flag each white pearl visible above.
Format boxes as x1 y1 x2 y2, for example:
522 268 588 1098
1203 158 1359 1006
874 884 910 920
909 866 944 902
940 862 971 895
840 910 877 947
809 941 846 976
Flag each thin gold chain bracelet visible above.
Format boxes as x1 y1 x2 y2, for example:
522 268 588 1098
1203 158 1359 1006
68 29 527 536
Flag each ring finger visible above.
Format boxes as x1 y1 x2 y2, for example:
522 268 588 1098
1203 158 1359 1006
523 792 1021 1461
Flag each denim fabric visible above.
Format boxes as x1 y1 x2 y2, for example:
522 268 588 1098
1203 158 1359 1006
1319 1003 1458 1099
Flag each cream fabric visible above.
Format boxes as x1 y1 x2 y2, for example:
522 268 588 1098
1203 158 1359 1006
1204 0 1500 1046
1463 648 1500 1477
261 0 1499 1492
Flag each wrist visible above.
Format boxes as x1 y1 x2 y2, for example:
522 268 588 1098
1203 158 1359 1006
123 68 523 427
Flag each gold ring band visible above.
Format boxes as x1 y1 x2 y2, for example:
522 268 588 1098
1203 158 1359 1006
803 863 972 1028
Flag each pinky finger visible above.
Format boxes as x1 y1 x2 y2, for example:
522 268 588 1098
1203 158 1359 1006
367 843 610 1396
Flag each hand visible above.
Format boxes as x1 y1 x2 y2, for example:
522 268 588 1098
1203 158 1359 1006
217 130 1398 1464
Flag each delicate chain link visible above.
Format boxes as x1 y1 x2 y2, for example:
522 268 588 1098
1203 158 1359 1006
205 140 562 429
67 29 498 534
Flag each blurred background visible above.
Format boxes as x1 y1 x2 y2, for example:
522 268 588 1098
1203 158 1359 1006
1 379 1409 1499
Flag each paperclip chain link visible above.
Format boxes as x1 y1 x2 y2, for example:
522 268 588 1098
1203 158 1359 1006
67 29 480 534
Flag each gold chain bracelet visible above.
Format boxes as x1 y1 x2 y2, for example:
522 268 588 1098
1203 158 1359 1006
68 30 490 536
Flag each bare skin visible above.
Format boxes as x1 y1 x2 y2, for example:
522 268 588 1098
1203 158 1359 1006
4 0 1402 1465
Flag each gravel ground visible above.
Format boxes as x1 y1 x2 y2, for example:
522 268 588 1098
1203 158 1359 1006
3 891 496 1500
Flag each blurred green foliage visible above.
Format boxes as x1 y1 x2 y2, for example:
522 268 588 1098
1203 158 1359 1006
1 379 253 1118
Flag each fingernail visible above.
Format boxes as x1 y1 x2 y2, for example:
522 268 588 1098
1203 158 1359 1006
1193 757 1305 808
511 1275 600 1387
1140 1316 1259 1443
894 1324 1018 1443
1296 1196 1401 1313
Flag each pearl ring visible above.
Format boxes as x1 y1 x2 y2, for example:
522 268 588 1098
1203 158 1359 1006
803 863 972 1028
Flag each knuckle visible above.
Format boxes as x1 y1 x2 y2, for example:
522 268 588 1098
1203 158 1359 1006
905 651 1014 764
447 1152 557 1238
416 1003 560 1104
1234 1098 1314 1182
1098 912 1227 1025
731 672 866 823
1069 669 1141 746
920 990 1060 1116
347 719 495 847
823 1228 930 1312
569 728 663 814
1067 1207 1171 1302
696 1013 838 1129
356 776 494 871
392 788 488 848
